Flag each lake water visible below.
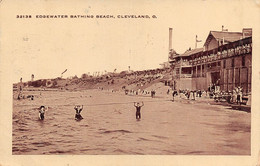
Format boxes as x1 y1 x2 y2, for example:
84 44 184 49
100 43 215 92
12 89 250 155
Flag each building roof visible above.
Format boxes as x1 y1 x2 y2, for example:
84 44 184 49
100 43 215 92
204 31 243 47
179 48 203 57
211 31 243 42
169 49 179 60
169 28 252 61
169 49 179 56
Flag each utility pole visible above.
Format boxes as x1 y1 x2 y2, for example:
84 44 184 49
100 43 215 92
168 28 173 62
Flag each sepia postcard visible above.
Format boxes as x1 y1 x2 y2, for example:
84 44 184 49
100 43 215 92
0 0 260 165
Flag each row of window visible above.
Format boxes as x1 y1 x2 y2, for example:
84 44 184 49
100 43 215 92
223 56 246 68
172 43 251 66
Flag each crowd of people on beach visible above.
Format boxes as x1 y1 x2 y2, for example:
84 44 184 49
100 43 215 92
212 86 245 105
163 84 247 105
17 84 247 122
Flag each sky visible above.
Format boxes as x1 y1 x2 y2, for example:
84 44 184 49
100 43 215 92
0 0 259 83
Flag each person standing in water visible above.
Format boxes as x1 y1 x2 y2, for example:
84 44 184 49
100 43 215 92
74 105 83 120
39 106 48 120
134 102 144 119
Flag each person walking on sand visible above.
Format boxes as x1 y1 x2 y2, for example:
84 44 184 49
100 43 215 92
74 105 84 120
134 102 144 119
186 89 190 100
172 89 178 102
236 87 243 105
39 106 48 120
191 90 196 100
232 89 237 104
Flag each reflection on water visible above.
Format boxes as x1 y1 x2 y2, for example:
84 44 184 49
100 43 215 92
13 90 250 155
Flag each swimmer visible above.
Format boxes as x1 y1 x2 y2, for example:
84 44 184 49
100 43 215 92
27 95 34 100
172 90 178 102
39 106 48 120
74 105 83 120
134 102 144 119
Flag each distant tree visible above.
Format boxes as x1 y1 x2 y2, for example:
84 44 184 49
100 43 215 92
52 80 58 86
47 80 52 85
42 80 47 86
32 80 42 87
81 73 87 79
31 74 34 81
27 81 32 86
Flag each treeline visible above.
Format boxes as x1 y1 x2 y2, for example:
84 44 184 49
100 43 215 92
26 79 58 87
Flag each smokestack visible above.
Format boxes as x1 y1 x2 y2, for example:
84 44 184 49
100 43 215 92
169 28 173 52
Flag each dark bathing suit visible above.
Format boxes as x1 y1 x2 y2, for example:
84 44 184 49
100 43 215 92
76 108 82 114
75 113 83 120
40 113 44 120
75 108 83 120
135 106 141 119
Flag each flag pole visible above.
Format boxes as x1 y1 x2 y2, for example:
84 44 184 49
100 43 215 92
195 35 197 48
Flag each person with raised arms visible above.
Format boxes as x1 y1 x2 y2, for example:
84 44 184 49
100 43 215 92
74 105 84 121
134 102 144 120
39 106 48 120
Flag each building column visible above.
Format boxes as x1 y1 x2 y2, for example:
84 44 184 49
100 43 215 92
196 65 198 77
227 69 229 91
179 67 182 78
180 58 182 78
204 64 207 77
248 65 251 93
200 64 203 77
233 67 235 89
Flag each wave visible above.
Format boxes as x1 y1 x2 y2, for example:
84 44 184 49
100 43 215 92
113 148 127 154
137 137 153 142
101 129 132 134
185 150 205 154
161 149 177 154
152 135 168 139
31 141 53 147
16 128 30 132
48 150 74 154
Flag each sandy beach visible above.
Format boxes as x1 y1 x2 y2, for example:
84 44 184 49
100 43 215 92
12 88 250 155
